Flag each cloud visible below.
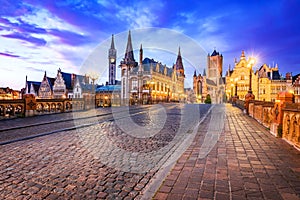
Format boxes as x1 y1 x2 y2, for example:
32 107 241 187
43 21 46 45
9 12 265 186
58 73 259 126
49 29 90 46
0 52 20 58
2 32 47 46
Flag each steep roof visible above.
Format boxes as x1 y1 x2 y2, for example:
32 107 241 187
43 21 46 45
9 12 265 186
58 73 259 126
292 73 300 82
175 47 184 71
26 81 40 93
140 57 173 77
271 70 281 80
61 72 86 90
123 30 136 64
96 85 121 93
47 77 55 90
206 79 216 86
211 50 219 56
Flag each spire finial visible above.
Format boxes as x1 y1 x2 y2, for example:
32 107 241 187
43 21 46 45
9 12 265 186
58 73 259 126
241 50 245 58
139 43 143 68
110 34 115 49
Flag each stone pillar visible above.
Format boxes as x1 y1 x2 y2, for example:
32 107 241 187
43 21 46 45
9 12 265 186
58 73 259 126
244 91 255 114
24 94 37 117
270 91 294 137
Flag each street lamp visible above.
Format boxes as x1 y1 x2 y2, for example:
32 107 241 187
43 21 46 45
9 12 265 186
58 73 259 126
234 77 238 97
244 57 256 114
87 71 99 109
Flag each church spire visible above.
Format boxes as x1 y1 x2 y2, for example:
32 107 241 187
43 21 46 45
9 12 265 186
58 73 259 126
175 46 184 76
139 44 143 66
110 34 115 49
193 70 197 77
139 44 143 72
124 30 135 62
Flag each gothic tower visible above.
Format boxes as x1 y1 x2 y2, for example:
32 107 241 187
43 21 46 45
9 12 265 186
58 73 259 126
108 34 116 85
120 30 137 102
207 49 223 84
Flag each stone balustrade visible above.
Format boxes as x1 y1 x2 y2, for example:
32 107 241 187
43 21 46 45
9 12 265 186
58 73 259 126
282 103 300 149
0 94 87 119
233 92 300 150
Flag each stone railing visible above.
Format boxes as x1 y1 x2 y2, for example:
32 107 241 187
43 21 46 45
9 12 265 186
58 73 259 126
233 92 300 150
235 99 245 110
0 94 88 120
282 103 300 149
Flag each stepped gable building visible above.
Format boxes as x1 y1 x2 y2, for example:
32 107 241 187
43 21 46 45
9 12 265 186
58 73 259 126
119 31 185 105
25 69 92 99
225 50 293 102
25 75 41 97
193 49 225 104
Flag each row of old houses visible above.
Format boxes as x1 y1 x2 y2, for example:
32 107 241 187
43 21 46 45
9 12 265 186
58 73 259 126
25 69 93 99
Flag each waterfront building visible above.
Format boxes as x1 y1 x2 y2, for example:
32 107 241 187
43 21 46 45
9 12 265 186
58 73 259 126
25 69 93 99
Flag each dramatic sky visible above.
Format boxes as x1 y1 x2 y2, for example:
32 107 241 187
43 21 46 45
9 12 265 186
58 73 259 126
1 0 300 90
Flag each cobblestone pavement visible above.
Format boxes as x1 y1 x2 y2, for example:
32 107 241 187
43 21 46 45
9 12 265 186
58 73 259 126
0 107 106 130
0 106 150 144
154 104 300 200
0 103 211 199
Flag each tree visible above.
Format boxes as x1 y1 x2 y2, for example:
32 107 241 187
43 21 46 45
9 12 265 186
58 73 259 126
204 94 212 104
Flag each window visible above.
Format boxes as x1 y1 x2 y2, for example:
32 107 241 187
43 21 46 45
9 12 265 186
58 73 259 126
132 79 138 90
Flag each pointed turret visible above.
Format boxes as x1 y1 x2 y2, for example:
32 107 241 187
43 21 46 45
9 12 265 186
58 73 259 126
240 50 245 60
193 70 197 77
138 44 143 72
125 30 135 63
139 44 143 66
109 34 116 58
43 71 47 80
110 34 115 49
175 47 184 76
203 69 206 76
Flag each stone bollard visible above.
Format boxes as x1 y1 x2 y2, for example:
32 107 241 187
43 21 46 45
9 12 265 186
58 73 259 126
244 91 255 114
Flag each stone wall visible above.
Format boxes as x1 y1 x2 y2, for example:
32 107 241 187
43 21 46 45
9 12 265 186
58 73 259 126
282 103 300 149
234 92 299 150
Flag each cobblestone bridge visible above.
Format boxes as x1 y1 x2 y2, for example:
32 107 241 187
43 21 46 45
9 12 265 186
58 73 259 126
0 104 299 200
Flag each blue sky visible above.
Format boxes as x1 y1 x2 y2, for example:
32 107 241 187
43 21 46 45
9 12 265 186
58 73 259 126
0 0 300 90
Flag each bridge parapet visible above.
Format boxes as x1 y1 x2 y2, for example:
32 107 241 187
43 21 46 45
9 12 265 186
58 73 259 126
0 95 87 119
282 103 300 149
234 92 299 149
0 99 25 119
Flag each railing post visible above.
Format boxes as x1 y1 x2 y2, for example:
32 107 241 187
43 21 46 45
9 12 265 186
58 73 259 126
270 91 294 137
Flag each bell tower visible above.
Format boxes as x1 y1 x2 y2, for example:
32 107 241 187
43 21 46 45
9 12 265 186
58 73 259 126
108 34 116 85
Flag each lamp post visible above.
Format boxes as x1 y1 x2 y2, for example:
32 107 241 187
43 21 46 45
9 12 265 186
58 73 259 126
87 72 99 109
244 57 256 114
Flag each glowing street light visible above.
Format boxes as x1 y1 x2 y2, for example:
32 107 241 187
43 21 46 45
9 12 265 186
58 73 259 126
245 56 256 114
